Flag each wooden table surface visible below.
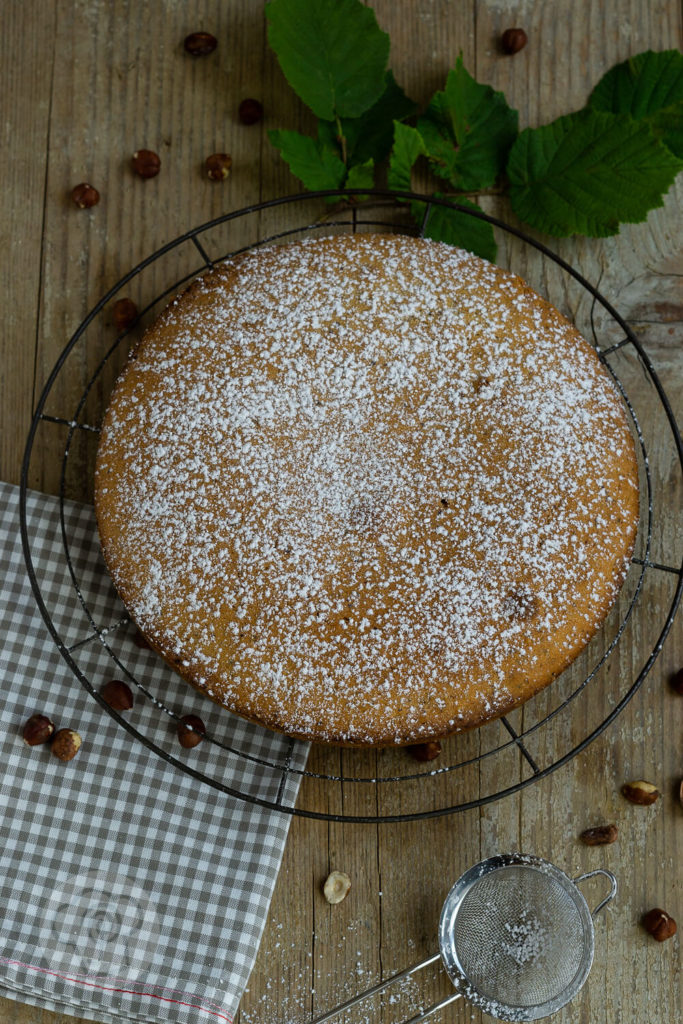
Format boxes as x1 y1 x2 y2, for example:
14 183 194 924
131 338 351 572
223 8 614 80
2 2 681 1023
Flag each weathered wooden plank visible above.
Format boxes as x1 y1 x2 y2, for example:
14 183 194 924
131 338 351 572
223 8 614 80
0 0 57 487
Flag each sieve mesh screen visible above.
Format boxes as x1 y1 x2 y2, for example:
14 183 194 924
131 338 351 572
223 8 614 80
453 865 589 1008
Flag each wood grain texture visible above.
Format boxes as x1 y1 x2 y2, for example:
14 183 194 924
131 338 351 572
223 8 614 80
0 0 56 489
1 3 681 1024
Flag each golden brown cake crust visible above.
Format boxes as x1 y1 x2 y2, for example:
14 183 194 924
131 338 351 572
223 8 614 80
94 234 639 745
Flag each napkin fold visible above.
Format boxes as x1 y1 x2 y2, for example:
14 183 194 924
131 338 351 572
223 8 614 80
0 480 309 1024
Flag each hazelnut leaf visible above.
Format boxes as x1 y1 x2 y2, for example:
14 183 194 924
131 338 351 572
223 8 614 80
588 49 683 158
417 56 519 190
388 125 497 260
337 71 418 167
345 157 375 192
507 109 683 237
268 128 347 193
266 0 390 120
411 195 497 263
647 103 683 159
388 122 427 192
303 72 415 172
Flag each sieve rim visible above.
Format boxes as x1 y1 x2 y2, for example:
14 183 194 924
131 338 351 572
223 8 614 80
438 852 595 1022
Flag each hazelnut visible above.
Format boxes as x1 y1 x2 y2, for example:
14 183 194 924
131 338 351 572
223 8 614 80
238 98 264 125
579 823 618 846
112 298 138 332
621 780 660 805
71 183 100 208
131 149 161 178
501 27 528 54
177 714 206 748
205 153 232 181
100 679 134 711
22 713 55 746
183 31 217 56
323 871 351 905
51 728 82 761
642 908 677 942
409 740 442 762
670 667 683 695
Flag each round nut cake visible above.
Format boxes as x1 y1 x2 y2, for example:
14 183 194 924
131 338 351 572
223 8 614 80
95 233 639 745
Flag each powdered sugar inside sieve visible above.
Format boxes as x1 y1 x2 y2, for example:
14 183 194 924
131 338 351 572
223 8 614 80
447 864 589 1013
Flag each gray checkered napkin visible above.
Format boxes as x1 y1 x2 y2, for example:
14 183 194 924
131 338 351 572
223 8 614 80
0 480 310 1024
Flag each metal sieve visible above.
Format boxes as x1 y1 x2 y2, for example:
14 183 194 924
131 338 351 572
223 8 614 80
311 852 616 1024
438 853 616 1020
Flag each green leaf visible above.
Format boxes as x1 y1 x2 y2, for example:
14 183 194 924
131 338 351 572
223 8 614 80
266 0 390 120
588 49 683 158
268 128 346 192
649 103 683 158
345 158 375 191
411 196 497 262
340 71 418 166
507 109 683 237
588 50 683 118
390 120 498 259
416 94 459 184
388 122 426 192
417 56 518 190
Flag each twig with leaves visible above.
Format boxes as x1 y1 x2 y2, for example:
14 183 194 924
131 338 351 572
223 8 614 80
266 0 683 261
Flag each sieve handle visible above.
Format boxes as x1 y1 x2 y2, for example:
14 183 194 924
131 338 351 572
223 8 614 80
573 868 617 916
305 951 462 1024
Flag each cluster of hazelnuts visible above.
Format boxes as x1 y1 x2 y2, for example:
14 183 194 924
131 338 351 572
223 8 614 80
572 669 683 946
71 32 262 209
22 674 206 757
22 714 81 761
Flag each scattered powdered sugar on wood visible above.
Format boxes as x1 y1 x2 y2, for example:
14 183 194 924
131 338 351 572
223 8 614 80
240 922 440 1024
95 233 639 744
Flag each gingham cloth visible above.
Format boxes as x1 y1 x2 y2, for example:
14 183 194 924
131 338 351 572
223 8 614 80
0 480 310 1024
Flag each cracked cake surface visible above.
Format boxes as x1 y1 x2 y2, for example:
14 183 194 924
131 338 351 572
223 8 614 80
94 233 639 745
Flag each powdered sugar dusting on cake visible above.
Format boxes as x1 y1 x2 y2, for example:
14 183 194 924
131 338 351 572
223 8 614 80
95 234 639 744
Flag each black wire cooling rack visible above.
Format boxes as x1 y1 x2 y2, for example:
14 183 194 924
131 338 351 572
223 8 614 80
20 190 683 822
